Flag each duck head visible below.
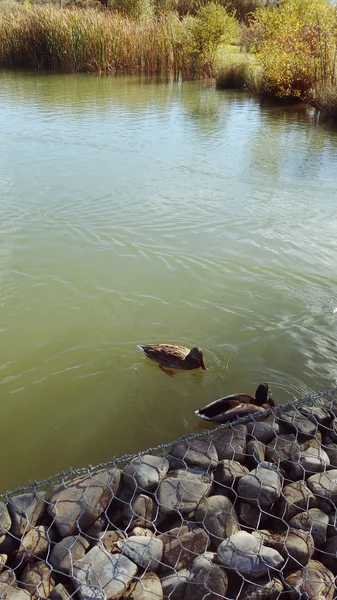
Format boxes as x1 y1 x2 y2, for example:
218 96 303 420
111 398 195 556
255 383 272 405
189 347 206 370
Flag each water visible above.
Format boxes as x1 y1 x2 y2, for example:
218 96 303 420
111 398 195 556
0 70 337 492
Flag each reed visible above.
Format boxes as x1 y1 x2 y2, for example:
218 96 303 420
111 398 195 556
0 4 223 77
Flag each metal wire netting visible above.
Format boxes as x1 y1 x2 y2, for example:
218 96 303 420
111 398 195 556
1 387 337 599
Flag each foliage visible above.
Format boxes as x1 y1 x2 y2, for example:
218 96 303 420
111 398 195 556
252 0 337 97
308 84 337 120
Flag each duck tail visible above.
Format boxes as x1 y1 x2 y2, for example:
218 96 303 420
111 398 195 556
195 409 211 421
137 345 145 352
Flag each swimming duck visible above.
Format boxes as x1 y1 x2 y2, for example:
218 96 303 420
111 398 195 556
195 383 274 423
137 344 206 376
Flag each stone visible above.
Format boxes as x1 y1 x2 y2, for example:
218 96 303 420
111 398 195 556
190 552 216 572
246 420 279 443
283 529 314 569
319 535 337 574
98 530 125 552
237 462 282 508
184 556 228 600
50 535 89 574
307 470 337 501
122 493 157 529
48 467 120 537
15 525 49 566
0 568 16 586
49 583 71 599
0 584 31 599
289 509 329 545
265 434 300 464
20 560 55 599
299 446 330 473
217 531 284 579
160 569 190 600
324 444 337 468
130 527 154 537
168 438 218 471
117 535 163 571
240 577 283 600
123 455 169 492
299 406 332 427
277 481 317 521
0 502 11 539
214 460 249 489
72 545 137 600
238 500 271 529
8 492 46 536
277 408 317 437
245 439 266 468
194 495 240 549
85 517 106 542
158 471 212 516
159 525 209 571
286 560 334 600
128 572 163 600
212 425 247 462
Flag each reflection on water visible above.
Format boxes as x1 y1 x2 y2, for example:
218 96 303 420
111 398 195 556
0 70 336 492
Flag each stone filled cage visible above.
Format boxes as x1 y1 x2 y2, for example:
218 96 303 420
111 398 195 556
1 387 337 599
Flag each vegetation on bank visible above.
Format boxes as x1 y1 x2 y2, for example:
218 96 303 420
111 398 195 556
0 0 337 119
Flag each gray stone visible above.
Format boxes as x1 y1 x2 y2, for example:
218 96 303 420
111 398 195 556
130 527 154 537
277 481 317 520
319 535 337 574
190 552 216 573
299 406 332 426
160 569 190 600
238 500 271 529
48 467 120 537
117 535 163 571
15 525 49 565
286 560 334 600
324 444 337 468
122 493 157 529
128 572 163 600
300 446 330 473
212 425 247 462
184 556 228 600
72 545 138 600
277 408 318 437
20 560 55 599
49 583 71 599
168 438 218 471
283 529 314 569
194 495 240 549
217 531 284 579
159 525 209 571
246 439 266 467
237 462 282 508
158 471 212 516
246 420 279 443
50 535 89 574
289 509 329 545
0 568 16 586
240 577 283 600
8 492 46 536
265 434 300 464
0 502 11 538
98 530 125 551
307 469 337 501
123 455 169 492
0 584 31 599
214 460 249 489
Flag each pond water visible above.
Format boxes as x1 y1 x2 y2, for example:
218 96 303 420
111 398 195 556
1 70 337 492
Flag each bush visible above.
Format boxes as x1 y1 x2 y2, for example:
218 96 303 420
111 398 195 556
308 85 337 120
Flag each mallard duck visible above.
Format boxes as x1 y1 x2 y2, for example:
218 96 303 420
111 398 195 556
137 344 206 376
195 383 274 423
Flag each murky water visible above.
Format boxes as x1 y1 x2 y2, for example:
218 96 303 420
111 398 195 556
1 70 337 492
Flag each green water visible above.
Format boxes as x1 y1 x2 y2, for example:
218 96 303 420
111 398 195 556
1 71 337 492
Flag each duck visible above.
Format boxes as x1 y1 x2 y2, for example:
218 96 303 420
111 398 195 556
137 344 206 377
195 383 274 423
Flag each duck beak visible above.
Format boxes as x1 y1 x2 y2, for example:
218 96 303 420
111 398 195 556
200 360 206 370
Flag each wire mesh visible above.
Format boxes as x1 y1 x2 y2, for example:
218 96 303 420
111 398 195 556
1 386 337 599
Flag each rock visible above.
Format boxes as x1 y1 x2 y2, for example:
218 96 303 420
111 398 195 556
0 584 31 599
299 446 330 473
217 531 284 579
48 467 120 537
190 552 216 572
168 439 218 471
194 495 240 550
212 425 247 462
122 493 157 529
159 525 209 571
289 509 329 545
158 471 212 516
299 406 332 427
123 455 169 492
98 530 125 551
8 492 46 536
85 517 106 542
251 530 284 554
0 503 11 539
238 500 271 529
307 470 337 501
324 444 337 468
277 481 317 521
265 434 300 465
20 561 55 599
117 535 163 571
128 572 163 599
49 583 71 599
245 439 266 468
160 569 190 600
184 556 228 600
240 577 283 600
286 560 334 600
0 568 16 586
50 535 89 574
73 545 137 600
319 535 337 574
237 462 282 508
214 460 249 489
15 525 49 566
246 420 279 444
130 527 154 538
277 408 317 437
0 533 19 559
0 554 6 574
283 529 314 569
